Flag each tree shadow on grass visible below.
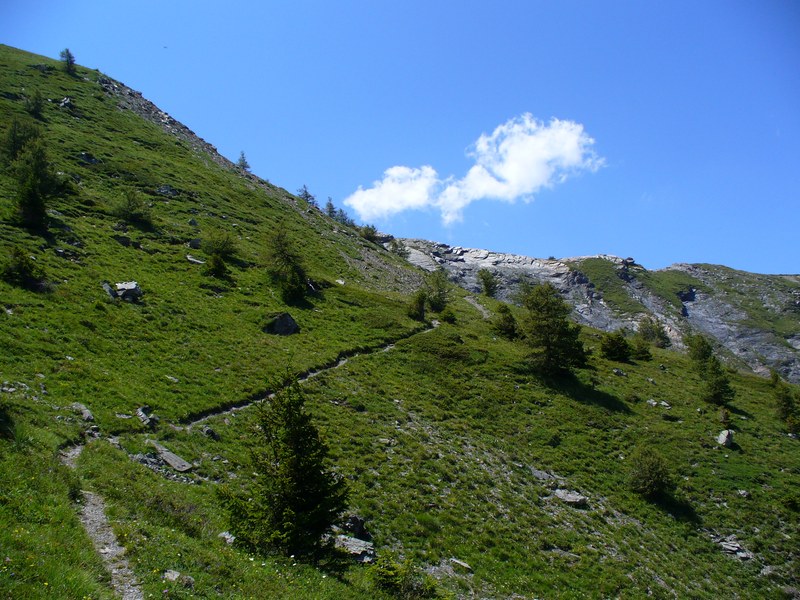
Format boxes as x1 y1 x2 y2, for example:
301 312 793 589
653 493 701 525
0 403 15 440
549 372 633 414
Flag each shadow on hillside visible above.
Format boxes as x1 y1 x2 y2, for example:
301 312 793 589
655 494 701 525
550 374 633 414
726 403 754 420
0 403 14 440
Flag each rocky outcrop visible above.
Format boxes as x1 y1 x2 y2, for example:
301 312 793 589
399 239 800 382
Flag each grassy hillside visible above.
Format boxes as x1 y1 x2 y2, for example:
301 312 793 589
2 45 799 599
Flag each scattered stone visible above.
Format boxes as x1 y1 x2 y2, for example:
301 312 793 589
115 413 132 419
218 531 235 545
156 184 179 197
188 238 202 249
165 375 179 383
163 570 194 588
712 533 753 560
188 218 198 227
59 97 74 110
554 489 588 508
333 535 375 563
201 424 220 441
336 279 345 285
186 254 205 264
647 377 656 385
102 281 143 302
70 402 94 421
647 399 658 407
737 489 750 499
146 439 192 472
449 558 473 572
342 515 371 541
659 364 667 371
262 312 300 335
136 406 158 428
116 281 143 302
612 368 627 377
717 429 734 448
659 401 671 409
531 468 559 482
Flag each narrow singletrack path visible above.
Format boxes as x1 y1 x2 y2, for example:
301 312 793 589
60 444 144 600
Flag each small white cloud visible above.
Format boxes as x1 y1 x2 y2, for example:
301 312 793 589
343 165 439 222
344 114 603 224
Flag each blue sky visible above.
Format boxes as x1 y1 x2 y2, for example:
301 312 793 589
3 1 799 273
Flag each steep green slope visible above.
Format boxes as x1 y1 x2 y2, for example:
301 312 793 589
1 45 798 599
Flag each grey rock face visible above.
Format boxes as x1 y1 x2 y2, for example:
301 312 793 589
400 239 800 382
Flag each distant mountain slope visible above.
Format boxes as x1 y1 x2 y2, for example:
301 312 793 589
401 239 800 382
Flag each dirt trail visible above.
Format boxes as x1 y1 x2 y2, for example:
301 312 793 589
60 444 144 600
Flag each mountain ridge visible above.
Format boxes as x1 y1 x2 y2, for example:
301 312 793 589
2 44 799 599
399 238 800 382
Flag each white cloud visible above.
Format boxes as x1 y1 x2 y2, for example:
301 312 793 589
344 114 603 225
342 165 439 222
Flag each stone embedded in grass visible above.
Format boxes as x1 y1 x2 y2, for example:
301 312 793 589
261 312 300 336
146 439 192 472
554 489 589 508
70 402 94 421
333 534 375 563
717 429 734 447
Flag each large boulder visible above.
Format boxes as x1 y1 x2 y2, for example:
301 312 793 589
262 312 300 336
717 429 734 447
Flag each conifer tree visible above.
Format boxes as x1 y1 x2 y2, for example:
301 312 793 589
267 225 307 304
518 283 585 375
219 378 346 557
60 48 76 75
477 268 498 297
236 151 250 171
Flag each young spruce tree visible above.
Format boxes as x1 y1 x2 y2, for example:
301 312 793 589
218 378 346 557
519 283 585 375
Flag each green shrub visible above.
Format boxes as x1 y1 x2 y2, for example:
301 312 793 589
202 229 238 259
628 446 674 500
477 268 498 297
266 225 307 304
60 48 76 75
491 303 518 339
600 330 632 362
630 336 652 361
407 290 427 322
425 270 450 312
112 189 152 228
637 316 670 348
439 306 456 324
2 118 41 165
369 553 439 599
204 253 229 279
700 356 735 406
2 247 45 290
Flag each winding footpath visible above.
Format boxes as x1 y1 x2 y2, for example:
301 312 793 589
57 319 440 598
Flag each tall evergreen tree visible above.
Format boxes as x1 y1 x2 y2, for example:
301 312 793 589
59 48 76 75
236 151 250 172
477 268 498 297
267 224 307 304
519 283 585 375
13 138 53 229
218 378 346 557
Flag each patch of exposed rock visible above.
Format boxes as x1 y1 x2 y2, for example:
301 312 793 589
400 239 800 382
